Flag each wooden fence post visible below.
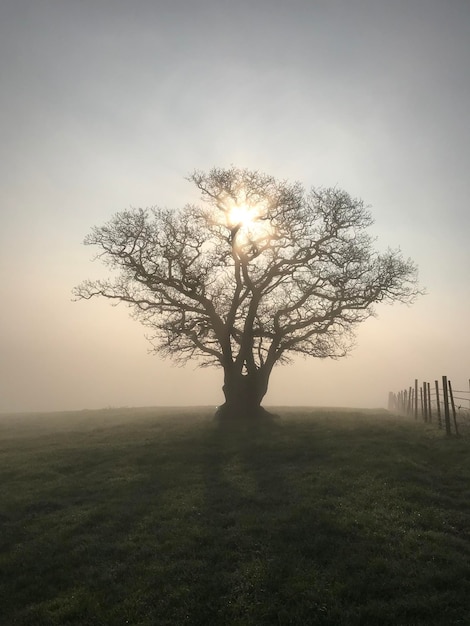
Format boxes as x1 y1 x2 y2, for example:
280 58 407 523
435 380 442 429
448 380 460 437
427 382 432 423
423 382 428 422
414 379 418 420
442 375 451 436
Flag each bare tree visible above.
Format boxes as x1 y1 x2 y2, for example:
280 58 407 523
74 167 420 419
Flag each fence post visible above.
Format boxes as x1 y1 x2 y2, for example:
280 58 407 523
427 382 432 423
448 380 460 437
414 379 418 420
442 375 451 436
423 382 428 422
435 380 442 429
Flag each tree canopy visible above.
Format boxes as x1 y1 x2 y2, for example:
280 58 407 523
74 167 420 419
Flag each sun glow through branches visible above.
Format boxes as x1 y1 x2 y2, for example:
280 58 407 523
222 194 273 247
228 203 257 229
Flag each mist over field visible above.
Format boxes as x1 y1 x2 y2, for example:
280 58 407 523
1 0 469 413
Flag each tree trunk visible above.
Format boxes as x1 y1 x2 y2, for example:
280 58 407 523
215 367 273 420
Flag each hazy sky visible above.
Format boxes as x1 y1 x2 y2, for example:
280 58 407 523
1 0 469 413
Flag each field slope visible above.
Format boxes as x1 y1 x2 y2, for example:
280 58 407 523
1 407 470 625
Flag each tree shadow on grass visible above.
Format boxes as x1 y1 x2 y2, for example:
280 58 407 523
190 419 344 624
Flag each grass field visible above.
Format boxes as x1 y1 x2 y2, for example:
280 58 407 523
1 406 470 625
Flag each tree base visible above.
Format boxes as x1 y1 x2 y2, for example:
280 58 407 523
214 403 279 423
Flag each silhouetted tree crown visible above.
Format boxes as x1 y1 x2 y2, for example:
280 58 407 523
74 167 420 419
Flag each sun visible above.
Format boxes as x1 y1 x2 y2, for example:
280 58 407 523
225 200 273 250
228 203 257 229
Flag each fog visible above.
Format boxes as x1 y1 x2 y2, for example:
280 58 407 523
1 0 469 413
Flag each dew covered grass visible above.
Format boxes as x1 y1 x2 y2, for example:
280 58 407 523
1 406 470 625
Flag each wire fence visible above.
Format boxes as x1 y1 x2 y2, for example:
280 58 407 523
388 377 470 436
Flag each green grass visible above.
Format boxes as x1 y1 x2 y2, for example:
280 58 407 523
1 407 470 625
